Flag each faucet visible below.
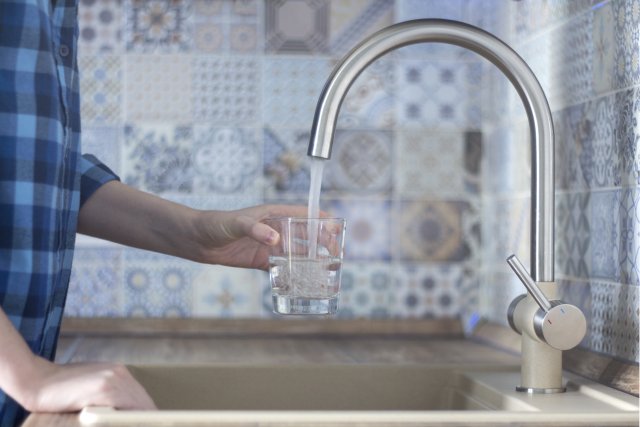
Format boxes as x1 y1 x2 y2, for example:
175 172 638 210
306 19 586 393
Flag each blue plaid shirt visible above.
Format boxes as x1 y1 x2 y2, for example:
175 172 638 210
0 1 119 425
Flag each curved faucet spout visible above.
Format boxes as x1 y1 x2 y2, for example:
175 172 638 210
307 18 554 282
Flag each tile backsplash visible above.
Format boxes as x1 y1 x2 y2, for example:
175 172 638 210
68 0 639 363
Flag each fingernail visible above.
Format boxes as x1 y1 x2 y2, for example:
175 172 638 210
267 231 279 245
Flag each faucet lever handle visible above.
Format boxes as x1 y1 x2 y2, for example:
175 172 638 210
506 254 552 312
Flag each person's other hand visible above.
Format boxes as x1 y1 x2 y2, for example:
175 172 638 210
21 359 156 412
194 204 311 270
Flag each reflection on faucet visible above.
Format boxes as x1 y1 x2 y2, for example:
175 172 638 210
306 19 580 394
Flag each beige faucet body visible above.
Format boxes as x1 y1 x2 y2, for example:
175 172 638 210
306 19 586 393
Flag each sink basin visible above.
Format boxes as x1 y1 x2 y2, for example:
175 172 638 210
80 364 639 425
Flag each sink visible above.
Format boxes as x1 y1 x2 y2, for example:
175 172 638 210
79 364 639 425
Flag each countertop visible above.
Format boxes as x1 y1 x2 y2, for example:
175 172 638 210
20 319 638 427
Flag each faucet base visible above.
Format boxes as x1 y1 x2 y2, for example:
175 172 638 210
516 386 566 394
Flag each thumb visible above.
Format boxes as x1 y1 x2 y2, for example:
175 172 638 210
229 215 280 246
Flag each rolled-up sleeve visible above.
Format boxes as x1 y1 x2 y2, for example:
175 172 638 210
79 154 120 207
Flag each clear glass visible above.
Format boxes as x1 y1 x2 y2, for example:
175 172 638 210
265 218 346 315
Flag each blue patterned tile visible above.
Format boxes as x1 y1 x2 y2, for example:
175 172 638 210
555 192 591 280
592 0 616 95
123 250 193 317
478 270 522 326
554 104 590 191
123 124 193 194
124 54 192 122
323 130 392 194
518 11 593 111
66 248 123 317
124 0 193 53
262 57 331 128
263 127 311 197
482 197 530 268
616 88 640 187
193 0 260 54
265 0 329 54
590 190 620 281
79 55 122 125
192 126 262 196
192 56 260 125
588 281 639 362
620 188 640 286
81 127 121 177
613 0 640 88
337 262 393 319
395 200 472 263
192 265 263 318
392 263 466 320
79 0 123 54
329 0 393 56
395 129 465 198
336 60 395 129
395 60 475 128
327 199 391 262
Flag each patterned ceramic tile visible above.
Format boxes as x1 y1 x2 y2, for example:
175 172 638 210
616 88 640 187
123 250 193 317
394 200 472 263
592 0 616 95
265 0 329 54
510 0 593 40
193 0 260 54
323 130 392 194
516 11 593 111
192 265 263 318
336 60 395 129
590 190 621 282
124 0 193 53
588 281 639 362
583 95 621 188
482 196 530 268
464 130 483 193
81 127 121 176
327 199 391 261
613 0 640 88
395 60 475 129
337 262 393 319
395 129 465 198
620 188 640 286
554 104 590 191
392 263 466 320
329 0 393 56
263 127 312 197
123 124 193 194
478 270 522 326
78 0 123 54
262 57 331 128
66 248 123 317
124 54 192 122
192 56 260 125
79 55 122 125
192 126 262 196
555 192 591 280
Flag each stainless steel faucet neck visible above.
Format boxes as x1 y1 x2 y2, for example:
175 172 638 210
307 18 554 282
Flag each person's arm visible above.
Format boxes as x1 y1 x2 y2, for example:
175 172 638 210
77 180 310 270
0 308 155 412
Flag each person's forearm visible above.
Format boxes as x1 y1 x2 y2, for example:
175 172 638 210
77 181 203 261
0 308 40 406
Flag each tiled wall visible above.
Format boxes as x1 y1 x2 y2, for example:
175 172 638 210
480 0 639 363
67 0 639 364
67 0 486 323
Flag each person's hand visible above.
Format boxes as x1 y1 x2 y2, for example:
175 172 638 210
194 204 311 270
19 358 156 412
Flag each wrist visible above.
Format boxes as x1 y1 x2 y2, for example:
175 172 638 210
4 353 53 411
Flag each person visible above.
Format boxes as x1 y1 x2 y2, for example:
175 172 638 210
0 1 308 425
